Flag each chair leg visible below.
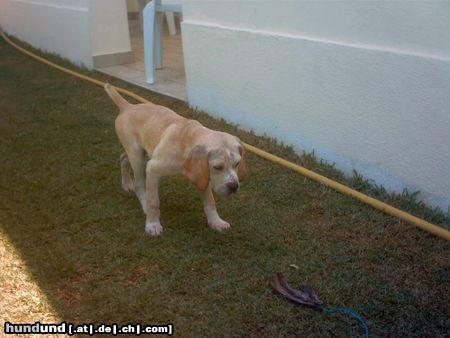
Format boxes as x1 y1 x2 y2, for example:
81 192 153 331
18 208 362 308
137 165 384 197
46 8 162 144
138 0 147 31
143 1 155 83
154 11 164 70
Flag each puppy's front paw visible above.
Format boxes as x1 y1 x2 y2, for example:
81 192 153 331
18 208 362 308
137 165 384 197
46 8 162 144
209 218 231 232
145 220 163 236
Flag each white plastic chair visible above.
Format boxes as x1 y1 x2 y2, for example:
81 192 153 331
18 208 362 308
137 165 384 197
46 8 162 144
138 0 178 35
143 0 183 84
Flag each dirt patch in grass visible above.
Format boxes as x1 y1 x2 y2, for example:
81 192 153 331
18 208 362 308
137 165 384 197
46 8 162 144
0 37 449 336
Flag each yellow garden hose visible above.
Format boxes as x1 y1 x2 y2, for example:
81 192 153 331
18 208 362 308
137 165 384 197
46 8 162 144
246 144 450 241
2 31 449 242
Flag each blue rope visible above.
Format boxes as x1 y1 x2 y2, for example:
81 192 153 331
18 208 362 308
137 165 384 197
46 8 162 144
319 305 370 338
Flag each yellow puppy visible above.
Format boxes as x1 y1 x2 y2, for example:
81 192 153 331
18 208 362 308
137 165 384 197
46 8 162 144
105 84 247 235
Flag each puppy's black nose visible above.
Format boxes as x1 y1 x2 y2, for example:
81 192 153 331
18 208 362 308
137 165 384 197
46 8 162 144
226 182 239 193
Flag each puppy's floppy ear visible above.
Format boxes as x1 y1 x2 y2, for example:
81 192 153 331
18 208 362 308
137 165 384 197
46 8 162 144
237 142 247 182
183 145 210 191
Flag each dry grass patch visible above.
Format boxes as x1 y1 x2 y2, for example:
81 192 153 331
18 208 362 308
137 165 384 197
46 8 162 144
0 228 62 337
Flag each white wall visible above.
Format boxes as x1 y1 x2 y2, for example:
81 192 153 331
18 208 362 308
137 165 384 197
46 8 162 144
89 0 131 58
183 1 450 59
0 0 92 67
0 0 132 68
182 1 450 211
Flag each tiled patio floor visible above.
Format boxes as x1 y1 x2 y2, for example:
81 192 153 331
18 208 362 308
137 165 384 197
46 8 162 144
97 18 187 101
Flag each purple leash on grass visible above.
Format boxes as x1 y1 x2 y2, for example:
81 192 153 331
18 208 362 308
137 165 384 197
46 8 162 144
269 272 370 337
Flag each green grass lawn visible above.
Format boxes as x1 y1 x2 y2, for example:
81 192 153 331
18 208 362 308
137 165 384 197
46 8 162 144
0 37 449 337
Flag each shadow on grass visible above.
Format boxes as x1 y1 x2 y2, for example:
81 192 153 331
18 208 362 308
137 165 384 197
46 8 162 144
0 37 449 336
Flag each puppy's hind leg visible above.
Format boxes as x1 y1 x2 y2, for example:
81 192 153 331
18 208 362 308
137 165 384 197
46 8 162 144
126 147 148 215
120 152 134 193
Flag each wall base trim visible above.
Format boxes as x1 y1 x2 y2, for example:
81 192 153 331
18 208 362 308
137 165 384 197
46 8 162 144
93 50 134 68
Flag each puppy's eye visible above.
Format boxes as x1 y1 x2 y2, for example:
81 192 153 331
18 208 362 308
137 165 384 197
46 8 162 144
213 165 224 171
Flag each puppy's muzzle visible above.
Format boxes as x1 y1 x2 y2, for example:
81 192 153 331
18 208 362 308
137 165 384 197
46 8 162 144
226 181 239 194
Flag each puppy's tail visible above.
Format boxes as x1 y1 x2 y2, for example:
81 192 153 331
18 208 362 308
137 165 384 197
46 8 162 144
104 83 131 112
